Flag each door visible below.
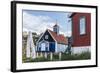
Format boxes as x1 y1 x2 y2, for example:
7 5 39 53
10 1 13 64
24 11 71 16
41 43 46 51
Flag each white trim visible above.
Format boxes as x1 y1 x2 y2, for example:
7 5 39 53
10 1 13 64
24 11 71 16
55 42 57 53
71 46 91 54
79 16 86 35
38 40 49 51
36 30 47 44
37 29 57 44
48 42 49 51
48 30 57 42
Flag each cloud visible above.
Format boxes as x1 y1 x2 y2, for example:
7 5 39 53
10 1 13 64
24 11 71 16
23 11 55 34
66 31 72 37
60 30 72 37
23 11 72 37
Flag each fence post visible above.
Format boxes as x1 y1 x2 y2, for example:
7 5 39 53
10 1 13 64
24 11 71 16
59 52 62 60
40 52 43 57
50 52 53 60
44 52 47 58
36 52 38 57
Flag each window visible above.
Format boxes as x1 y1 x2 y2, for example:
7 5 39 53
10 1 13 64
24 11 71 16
41 43 46 51
80 17 86 35
45 35 48 39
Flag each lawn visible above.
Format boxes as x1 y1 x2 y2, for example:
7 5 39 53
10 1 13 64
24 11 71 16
22 52 91 63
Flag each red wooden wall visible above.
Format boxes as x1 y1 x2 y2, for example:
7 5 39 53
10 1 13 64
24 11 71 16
71 13 91 47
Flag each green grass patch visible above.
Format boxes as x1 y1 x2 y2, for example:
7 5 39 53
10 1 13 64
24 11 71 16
61 52 91 60
22 52 91 63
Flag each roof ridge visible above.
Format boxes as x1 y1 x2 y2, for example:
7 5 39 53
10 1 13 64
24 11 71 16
48 29 68 44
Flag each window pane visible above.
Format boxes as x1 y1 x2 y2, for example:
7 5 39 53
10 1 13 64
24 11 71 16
41 43 45 51
80 17 86 34
45 35 48 39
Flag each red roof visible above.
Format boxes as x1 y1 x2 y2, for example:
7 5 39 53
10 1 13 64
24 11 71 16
48 29 68 44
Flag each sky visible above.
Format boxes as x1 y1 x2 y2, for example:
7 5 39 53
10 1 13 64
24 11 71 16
23 10 72 37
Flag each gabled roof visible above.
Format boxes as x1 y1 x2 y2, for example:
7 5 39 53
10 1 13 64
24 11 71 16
69 13 76 18
48 29 68 45
53 24 59 27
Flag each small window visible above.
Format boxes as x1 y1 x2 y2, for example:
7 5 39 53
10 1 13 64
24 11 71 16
80 17 86 35
45 35 48 39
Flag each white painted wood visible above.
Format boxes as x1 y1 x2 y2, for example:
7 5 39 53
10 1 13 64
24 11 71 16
44 52 47 58
56 43 68 53
26 31 36 59
59 52 62 60
30 33 36 59
37 29 57 44
26 32 31 58
36 30 47 44
38 40 49 51
71 46 91 54
50 52 53 60
55 42 57 53
41 43 45 51
40 52 43 57
31 47 36 59
36 52 39 57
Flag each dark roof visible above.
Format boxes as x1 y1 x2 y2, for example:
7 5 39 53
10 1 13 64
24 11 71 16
53 24 59 27
48 29 68 44
69 13 76 18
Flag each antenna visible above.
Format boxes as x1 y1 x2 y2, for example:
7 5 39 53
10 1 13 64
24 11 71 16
56 19 58 25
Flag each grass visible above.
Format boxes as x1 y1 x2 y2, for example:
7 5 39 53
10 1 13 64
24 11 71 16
61 52 91 60
26 57 50 62
22 52 91 63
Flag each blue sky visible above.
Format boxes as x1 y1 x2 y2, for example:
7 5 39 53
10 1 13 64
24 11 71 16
23 10 72 37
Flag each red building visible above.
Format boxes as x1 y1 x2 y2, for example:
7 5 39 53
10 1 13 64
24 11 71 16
70 13 91 54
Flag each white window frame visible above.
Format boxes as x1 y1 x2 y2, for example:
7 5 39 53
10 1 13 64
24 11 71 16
45 35 48 39
79 16 86 35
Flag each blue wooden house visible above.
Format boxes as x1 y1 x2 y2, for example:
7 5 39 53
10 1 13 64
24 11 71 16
36 23 68 53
